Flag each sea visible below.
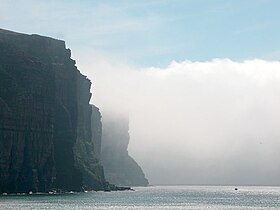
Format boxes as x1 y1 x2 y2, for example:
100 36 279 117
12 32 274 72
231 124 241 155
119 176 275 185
0 185 280 210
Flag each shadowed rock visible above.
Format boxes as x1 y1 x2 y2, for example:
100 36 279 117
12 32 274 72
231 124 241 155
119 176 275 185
0 28 109 193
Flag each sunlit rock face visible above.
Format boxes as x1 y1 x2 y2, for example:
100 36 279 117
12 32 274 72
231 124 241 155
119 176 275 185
0 29 108 193
101 112 149 187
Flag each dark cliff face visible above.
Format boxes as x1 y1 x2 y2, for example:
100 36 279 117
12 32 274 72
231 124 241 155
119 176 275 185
100 112 149 187
0 29 107 193
73 102 107 191
91 105 102 159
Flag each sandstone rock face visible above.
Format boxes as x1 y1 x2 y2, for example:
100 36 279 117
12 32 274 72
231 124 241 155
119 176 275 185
0 29 107 193
101 112 149 187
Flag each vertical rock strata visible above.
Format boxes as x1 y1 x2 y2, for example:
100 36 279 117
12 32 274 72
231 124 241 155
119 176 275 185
0 29 107 193
101 112 149 187
91 105 102 159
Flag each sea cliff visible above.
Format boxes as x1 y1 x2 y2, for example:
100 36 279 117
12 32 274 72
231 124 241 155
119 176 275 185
0 29 109 193
0 29 147 193
101 112 149 187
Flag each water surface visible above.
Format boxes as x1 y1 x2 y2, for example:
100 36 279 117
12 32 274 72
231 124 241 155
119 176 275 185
0 185 280 209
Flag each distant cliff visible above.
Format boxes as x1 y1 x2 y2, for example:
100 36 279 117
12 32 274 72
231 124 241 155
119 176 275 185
0 29 109 193
100 112 149 187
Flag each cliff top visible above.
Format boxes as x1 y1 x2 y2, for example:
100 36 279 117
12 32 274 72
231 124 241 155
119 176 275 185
0 28 19 35
0 28 65 44
0 28 91 81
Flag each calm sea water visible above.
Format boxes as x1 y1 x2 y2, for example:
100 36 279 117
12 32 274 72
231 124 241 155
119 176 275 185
0 185 280 209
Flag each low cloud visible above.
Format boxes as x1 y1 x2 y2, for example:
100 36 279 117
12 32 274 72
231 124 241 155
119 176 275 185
76 53 280 185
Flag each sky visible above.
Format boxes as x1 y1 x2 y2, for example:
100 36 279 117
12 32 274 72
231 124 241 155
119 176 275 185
1 0 280 66
1 0 280 185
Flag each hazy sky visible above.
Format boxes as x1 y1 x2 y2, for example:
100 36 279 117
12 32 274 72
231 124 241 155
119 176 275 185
1 0 280 185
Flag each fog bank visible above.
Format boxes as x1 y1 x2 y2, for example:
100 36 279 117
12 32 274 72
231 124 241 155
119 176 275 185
76 52 280 185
